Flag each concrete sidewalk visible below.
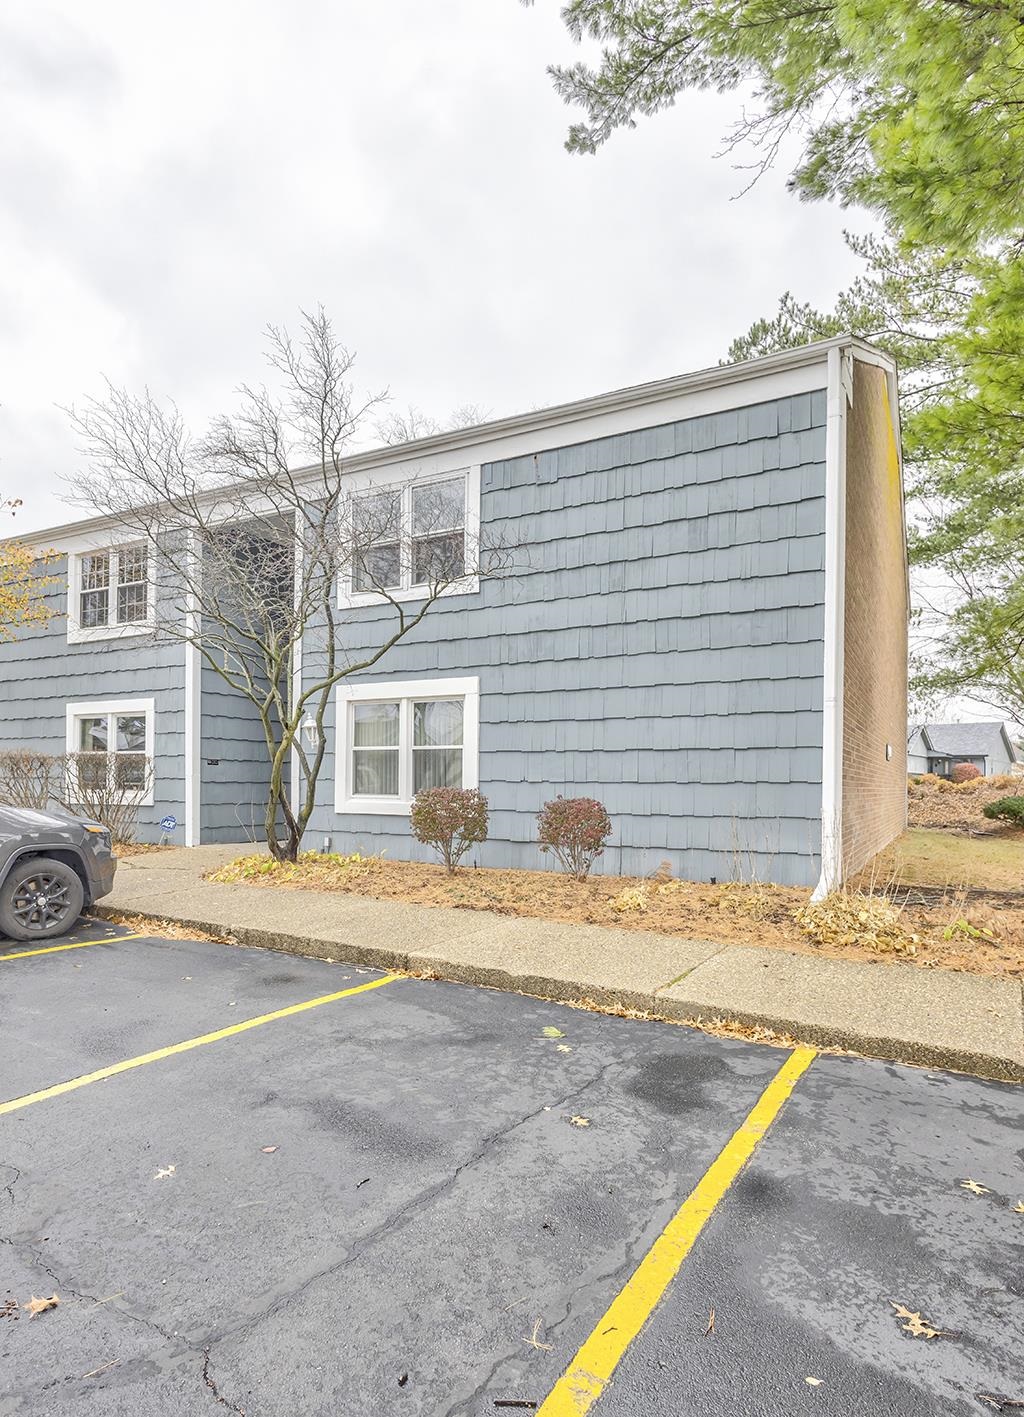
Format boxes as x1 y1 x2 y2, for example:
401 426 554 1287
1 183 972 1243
101 845 1024 1083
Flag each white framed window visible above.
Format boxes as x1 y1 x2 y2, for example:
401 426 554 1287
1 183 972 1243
65 697 156 807
341 466 480 607
67 543 154 644
334 677 480 815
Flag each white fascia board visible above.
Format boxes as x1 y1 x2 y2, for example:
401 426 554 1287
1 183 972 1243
16 336 881 550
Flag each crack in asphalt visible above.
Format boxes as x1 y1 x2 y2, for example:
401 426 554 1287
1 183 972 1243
1 1163 20 1209
188 1054 628 1372
202 1347 247 1414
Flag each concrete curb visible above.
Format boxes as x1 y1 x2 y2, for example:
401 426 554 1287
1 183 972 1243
96 903 1024 1085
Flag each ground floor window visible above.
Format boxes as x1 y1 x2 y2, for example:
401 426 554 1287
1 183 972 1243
335 677 479 815
65 697 156 806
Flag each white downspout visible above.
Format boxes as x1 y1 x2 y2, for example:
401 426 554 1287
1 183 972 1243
811 346 852 901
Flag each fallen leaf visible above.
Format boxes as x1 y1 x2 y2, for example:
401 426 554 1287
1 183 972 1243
541 1027 565 1038
260 1146 278 1154
555 1044 572 1054
976 1396 1024 1411
890 1301 942 1339
960 1179 990 1196
397 1373 408 1387
153 1165 176 1180
1012 1202 1024 1215
806 1377 823 1387
569 1115 590 1128
23 1294 59 1318
523 1318 553 1351
703 1307 715 1336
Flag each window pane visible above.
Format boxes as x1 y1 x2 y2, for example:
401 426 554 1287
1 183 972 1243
114 753 147 790
78 716 107 752
116 715 147 752
413 747 463 792
354 542 402 593
352 748 399 796
76 753 108 791
412 479 464 535
352 702 399 747
117 581 148 623
412 531 464 586
81 553 110 591
80 588 109 627
118 545 147 584
353 489 401 542
414 700 462 747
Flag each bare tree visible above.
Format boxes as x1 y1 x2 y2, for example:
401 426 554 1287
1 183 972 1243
375 402 492 447
64 308 508 862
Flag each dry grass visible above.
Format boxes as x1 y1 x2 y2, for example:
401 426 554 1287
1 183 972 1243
208 845 1024 979
864 827 1023 893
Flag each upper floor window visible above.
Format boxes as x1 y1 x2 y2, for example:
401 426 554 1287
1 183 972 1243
68 544 153 643
346 470 476 605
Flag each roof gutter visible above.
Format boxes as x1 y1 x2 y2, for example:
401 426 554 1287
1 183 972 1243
812 345 853 902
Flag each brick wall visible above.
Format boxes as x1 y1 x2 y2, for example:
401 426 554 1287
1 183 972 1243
841 360 908 875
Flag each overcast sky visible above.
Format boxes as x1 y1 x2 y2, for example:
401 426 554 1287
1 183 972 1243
0 0 875 536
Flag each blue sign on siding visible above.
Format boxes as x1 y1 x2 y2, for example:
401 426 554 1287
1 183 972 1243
159 815 178 833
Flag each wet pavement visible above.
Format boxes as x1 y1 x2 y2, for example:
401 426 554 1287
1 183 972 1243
1 924 1021 1415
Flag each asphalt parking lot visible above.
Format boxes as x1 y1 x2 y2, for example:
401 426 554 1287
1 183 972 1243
1 923 1021 1416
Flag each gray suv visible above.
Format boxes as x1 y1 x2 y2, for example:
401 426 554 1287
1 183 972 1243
0 805 117 941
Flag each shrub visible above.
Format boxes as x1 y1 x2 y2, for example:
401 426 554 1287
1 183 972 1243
0 750 65 809
537 795 612 880
951 762 982 783
410 787 488 872
982 796 1024 829
63 752 154 844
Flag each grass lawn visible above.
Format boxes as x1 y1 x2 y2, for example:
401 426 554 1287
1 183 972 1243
866 827 1023 892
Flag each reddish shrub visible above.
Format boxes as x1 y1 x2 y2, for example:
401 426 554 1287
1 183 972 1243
410 787 488 873
537 795 612 880
951 762 982 783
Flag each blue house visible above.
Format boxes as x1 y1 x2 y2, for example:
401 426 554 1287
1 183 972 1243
0 337 908 894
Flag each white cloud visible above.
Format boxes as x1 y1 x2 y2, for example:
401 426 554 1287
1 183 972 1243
1 0 869 532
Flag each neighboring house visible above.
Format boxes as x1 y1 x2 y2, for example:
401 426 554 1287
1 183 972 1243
0 336 908 893
908 723 1021 778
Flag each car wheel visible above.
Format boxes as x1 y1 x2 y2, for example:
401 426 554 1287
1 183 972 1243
0 857 85 942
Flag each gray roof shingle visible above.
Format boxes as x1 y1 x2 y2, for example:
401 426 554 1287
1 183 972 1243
921 722 1019 761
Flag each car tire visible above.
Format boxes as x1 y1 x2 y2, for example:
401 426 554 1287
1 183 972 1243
0 857 85 942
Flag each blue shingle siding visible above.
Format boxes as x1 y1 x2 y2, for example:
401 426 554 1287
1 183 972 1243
198 663 274 843
304 391 828 885
0 559 186 842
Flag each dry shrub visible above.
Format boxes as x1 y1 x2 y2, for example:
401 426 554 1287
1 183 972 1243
793 890 921 955
610 884 649 913
716 880 784 922
988 773 1019 791
951 762 982 783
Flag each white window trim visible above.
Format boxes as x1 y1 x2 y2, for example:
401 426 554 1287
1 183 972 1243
65 697 157 808
334 676 480 815
338 465 481 609
66 543 156 645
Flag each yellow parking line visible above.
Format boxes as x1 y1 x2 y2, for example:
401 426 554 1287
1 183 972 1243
0 973 402 1116
0 932 146 962
537 1046 816 1416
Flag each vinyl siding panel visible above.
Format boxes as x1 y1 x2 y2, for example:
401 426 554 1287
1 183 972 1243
0 559 186 842
304 391 828 884
198 664 273 843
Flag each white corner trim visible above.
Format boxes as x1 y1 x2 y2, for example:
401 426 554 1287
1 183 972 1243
65 696 157 809
334 675 480 815
812 347 851 901
183 542 201 845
